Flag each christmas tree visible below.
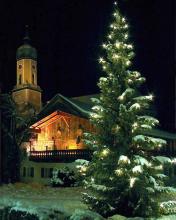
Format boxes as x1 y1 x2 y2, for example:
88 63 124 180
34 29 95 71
83 2 175 218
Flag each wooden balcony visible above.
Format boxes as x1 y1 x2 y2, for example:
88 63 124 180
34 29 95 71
29 149 92 162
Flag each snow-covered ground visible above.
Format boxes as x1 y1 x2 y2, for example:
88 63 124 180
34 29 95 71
0 183 87 216
1 183 176 220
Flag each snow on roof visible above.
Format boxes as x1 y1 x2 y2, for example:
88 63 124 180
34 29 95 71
32 93 176 140
143 129 176 140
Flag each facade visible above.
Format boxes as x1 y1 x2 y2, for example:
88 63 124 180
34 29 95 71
11 33 176 185
21 94 95 184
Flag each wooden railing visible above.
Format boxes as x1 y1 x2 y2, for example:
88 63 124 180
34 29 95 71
29 149 92 162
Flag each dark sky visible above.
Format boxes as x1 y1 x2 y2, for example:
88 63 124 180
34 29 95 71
0 0 175 131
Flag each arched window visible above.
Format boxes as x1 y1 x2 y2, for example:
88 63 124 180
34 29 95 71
32 74 35 84
19 74 22 84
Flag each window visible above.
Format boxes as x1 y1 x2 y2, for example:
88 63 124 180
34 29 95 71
23 167 26 177
19 74 22 84
49 168 53 178
32 65 35 69
30 167 34 177
32 74 35 84
19 64 22 69
163 165 169 176
41 168 44 178
41 168 53 178
174 165 176 175
26 167 34 177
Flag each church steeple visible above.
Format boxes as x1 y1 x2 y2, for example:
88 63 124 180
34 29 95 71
23 25 30 44
12 27 42 117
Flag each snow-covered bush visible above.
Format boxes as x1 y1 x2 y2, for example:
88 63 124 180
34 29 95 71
160 201 176 215
75 159 90 186
0 205 70 220
70 209 105 220
51 167 76 187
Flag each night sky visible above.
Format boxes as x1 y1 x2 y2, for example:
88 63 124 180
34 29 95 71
0 0 175 131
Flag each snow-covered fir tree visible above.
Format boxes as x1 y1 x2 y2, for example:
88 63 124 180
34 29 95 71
83 2 176 218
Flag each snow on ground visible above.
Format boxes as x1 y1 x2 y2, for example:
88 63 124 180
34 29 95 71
0 183 87 215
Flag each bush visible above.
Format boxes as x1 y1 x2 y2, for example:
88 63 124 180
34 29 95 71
51 167 76 187
75 159 90 186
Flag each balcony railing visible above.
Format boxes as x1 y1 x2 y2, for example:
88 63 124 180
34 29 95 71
29 149 92 162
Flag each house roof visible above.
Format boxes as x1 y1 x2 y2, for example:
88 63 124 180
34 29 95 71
72 94 100 105
36 93 96 122
142 128 176 140
32 93 176 141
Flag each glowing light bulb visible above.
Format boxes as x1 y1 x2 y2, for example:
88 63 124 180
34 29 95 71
113 54 119 60
102 149 109 156
124 24 128 28
128 79 133 84
115 42 120 48
127 44 133 49
158 165 163 169
91 177 95 182
148 94 154 100
134 72 140 77
118 95 124 101
108 34 112 39
99 57 104 63
102 43 107 48
126 60 131 66
110 24 114 28
124 34 128 39
132 122 138 129
81 166 87 172
122 18 126 22
113 13 117 17
116 125 120 131
103 66 106 70
114 1 117 5
148 163 152 167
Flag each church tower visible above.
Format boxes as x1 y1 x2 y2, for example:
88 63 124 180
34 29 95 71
12 27 42 117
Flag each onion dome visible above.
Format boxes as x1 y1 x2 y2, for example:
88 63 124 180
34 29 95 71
16 25 37 60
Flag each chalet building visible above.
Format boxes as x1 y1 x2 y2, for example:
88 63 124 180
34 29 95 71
11 31 176 185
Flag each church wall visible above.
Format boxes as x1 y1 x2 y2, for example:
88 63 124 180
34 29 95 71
27 89 41 111
12 89 28 105
12 88 41 113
